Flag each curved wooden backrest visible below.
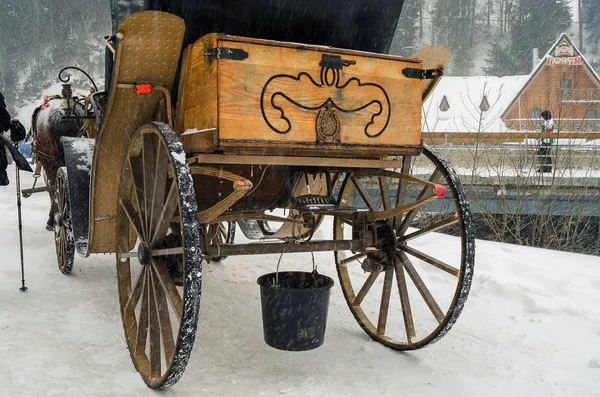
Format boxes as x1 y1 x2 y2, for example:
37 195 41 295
87 11 185 254
410 46 451 102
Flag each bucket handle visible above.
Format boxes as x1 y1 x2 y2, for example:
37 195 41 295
275 240 318 285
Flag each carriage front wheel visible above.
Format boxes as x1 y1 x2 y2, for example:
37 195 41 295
334 144 475 349
53 167 75 274
115 122 202 389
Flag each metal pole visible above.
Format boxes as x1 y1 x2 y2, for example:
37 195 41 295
15 166 27 292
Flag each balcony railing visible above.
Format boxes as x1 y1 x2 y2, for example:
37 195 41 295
504 119 600 132
561 89 600 102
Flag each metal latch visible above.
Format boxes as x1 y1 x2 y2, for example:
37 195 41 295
402 68 444 80
320 54 356 70
205 47 248 61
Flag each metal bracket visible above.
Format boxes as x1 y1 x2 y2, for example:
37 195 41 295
402 67 444 80
205 47 248 61
320 54 356 70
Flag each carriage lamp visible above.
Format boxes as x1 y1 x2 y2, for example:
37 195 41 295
61 83 73 115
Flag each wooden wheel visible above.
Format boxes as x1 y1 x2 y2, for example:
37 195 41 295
334 144 474 349
205 221 235 261
116 122 202 389
53 167 75 274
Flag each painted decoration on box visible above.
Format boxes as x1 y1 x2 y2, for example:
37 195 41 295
260 54 391 141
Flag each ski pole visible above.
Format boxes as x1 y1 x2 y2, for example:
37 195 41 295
15 165 27 292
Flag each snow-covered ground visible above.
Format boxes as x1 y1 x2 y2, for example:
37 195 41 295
0 165 599 397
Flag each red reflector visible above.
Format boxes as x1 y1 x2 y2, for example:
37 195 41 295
434 184 447 198
134 83 152 94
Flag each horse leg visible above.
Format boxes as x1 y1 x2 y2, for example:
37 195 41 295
39 158 57 231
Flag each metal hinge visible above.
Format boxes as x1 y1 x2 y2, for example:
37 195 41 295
205 47 248 61
402 68 444 80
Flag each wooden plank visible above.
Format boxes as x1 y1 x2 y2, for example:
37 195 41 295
188 154 416 169
180 35 218 151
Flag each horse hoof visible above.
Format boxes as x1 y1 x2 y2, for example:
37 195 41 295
46 224 55 232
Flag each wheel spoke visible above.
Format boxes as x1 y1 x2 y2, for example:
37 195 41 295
393 258 416 341
150 143 169 237
147 269 162 380
119 251 138 259
377 267 394 335
399 215 460 242
150 183 178 247
401 245 459 277
151 259 183 317
352 271 380 306
120 198 146 241
217 223 226 243
135 269 150 358
397 252 444 323
152 247 184 257
125 268 146 314
129 155 148 239
142 133 157 236
338 252 367 266
393 156 412 229
351 176 377 210
150 266 175 364
379 177 392 211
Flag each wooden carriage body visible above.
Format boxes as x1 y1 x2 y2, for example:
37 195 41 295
43 10 474 390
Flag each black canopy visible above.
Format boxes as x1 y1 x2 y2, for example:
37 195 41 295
110 0 404 54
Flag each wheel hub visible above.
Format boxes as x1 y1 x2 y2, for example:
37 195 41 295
376 220 397 261
362 221 397 273
55 214 63 227
138 242 152 265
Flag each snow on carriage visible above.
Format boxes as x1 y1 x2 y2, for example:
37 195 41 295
25 0 474 389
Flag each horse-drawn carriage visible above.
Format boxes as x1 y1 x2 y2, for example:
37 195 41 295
26 0 474 389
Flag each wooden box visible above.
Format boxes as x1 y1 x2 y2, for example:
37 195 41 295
177 34 423 158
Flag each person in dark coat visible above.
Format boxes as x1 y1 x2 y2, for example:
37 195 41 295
0 91 27 185
537 110 554 173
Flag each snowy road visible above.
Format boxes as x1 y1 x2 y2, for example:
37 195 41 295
1 165 599 397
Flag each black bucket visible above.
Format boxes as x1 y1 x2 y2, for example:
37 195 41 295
257 271 334 351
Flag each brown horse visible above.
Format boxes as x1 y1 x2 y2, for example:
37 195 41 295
31 95 85 230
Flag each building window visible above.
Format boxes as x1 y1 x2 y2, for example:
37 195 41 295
561 79 572 90
439 95 450 112
531 107 541 119
479 95 490 112
586 109 597 119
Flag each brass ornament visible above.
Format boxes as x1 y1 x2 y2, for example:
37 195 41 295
316 103 340 144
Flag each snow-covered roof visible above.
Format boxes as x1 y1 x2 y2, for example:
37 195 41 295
422 75 529 133
500 33 600 120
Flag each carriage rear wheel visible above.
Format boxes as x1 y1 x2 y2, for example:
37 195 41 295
53 167 75 274
116 122 202 389
334 144 474 349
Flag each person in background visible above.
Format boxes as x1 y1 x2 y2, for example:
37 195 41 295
537 110 554 173
0 91 27 185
